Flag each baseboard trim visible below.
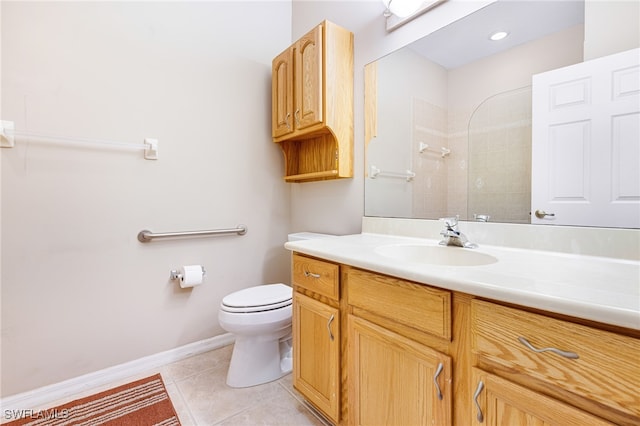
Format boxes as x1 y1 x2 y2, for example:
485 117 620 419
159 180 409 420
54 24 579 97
0 333 235 412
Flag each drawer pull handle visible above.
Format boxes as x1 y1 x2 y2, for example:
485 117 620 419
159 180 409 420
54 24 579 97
327 314 335 341
473 380 484 423
433 362 444 400
518 336 579 359
285 112 291 129
304 271 321 279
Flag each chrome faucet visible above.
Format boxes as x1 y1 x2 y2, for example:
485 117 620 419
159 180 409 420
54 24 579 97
439 216 477 248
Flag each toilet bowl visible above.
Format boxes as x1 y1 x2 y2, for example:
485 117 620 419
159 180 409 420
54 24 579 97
218 283 293 388
219 232 335 388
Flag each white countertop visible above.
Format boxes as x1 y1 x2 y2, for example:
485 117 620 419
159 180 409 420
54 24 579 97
285 233 640 330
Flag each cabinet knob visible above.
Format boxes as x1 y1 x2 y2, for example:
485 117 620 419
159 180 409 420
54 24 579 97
285 112 291 130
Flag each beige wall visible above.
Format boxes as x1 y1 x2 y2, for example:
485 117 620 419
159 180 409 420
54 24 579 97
8 0 627 399
1 0 497 397
584 0 640 60
8 0 625 400
1 1 291 396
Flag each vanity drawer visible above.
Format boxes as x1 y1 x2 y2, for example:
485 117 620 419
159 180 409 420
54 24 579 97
292 253 340 301
346 268 451 340
472 299 640 419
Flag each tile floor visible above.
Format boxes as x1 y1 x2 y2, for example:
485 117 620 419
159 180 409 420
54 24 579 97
31 344 329 426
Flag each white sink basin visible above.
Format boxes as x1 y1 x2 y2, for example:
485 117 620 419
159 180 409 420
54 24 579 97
375 244 498 266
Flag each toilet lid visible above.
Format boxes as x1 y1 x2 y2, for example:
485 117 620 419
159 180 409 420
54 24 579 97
221 283 292 313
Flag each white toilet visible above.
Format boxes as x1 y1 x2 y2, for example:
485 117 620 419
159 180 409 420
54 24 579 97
219 283 293 388
219 232 333 388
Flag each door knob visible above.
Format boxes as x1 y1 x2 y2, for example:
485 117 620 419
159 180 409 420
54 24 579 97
534 210 555 219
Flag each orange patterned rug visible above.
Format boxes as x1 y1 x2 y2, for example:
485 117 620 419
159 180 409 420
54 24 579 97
3 374 180 425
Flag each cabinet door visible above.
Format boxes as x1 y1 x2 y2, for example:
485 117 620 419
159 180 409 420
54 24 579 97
349 315 452 426
272 47 294 138
293 292 340 422
294 24 323 131
470 368 614 426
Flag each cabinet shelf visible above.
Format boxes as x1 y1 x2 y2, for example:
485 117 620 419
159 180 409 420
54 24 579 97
284 170 339 183
279 134 343 183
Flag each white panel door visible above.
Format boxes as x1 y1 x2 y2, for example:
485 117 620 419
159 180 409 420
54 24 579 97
532 48 640 228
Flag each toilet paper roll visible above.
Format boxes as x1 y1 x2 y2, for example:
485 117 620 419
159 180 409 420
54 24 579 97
179 265 204 288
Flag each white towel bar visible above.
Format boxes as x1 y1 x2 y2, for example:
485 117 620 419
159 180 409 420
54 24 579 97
369 165 415 182
0 120 158 160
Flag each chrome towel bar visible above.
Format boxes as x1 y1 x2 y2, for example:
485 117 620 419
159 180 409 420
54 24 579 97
138 225 247 242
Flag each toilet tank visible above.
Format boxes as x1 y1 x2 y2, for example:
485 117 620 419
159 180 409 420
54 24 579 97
288 232 335 241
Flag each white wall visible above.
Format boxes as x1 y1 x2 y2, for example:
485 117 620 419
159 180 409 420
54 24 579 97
1 1 292 396
289 0 493 235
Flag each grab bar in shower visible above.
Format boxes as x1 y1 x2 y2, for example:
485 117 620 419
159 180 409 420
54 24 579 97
137 225 247 242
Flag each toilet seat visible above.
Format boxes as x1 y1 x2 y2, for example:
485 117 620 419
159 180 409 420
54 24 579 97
221 283 292 313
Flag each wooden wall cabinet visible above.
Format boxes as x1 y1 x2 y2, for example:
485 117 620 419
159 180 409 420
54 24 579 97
271 21 353 182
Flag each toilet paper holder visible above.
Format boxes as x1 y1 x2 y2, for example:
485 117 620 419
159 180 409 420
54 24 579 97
170 266 207 281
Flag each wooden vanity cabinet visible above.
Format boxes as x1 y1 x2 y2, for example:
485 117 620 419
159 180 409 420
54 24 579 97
471 299 640 425
348 315 452 426
469 368 614 425
291 254 342 423
291 252 640 425
345 267 455 426
271 21 353 183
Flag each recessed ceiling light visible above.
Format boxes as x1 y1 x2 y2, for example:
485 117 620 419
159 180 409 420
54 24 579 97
489 31 509 41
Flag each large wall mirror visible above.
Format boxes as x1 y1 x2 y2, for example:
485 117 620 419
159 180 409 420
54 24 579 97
365 0 639 228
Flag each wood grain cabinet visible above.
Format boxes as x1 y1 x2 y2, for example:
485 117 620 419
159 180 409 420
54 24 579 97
272 25 322 139
349 315 452 426
271 21 353 182
469 368 614 425
292 254 341 423
345 267 454 426
472 299 640 425
290 252 640 425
